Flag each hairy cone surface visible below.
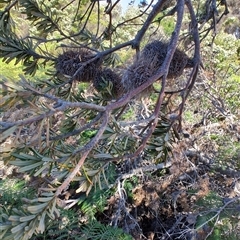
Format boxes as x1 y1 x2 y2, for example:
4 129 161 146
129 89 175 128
55 49 102 82
122 40 193 93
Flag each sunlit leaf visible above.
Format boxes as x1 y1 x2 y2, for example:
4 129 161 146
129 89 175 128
37 211 46 234
27 202 48 214
76 180 89 193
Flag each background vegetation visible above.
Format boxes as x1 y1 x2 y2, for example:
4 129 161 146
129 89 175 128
0 0 239 239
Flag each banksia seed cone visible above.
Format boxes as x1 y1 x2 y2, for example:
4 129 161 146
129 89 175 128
142 40 193 78
93 68 123 99
121 60 154 94
55 48 102 82
122 40 193 92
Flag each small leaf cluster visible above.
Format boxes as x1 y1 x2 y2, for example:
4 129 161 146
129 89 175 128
0 190 60 240
19 0 60 35
0 32 43 75
80 221 132 240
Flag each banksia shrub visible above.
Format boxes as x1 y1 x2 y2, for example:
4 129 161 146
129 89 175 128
122 40 193 92
55 48 102 82
93 68 123 99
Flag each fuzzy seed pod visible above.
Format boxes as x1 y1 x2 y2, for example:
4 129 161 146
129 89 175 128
142 40 193 78
122 40 193 93
121 60 154 94
55 48 102 82
93 68 123 99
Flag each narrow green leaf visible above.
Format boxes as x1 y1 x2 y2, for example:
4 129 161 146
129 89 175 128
37 197 54 202
25 220 35 238
85 169 99 176
19 215 36 222
0 46 21 52
19 162 43 172
100 133 115 139
12 152 39 160
41 157 53 162
27 202 48 214
11 222 27 234
12 208 23 215
1 213 9 220
0 224 11 231
3 51 23 60
0 228 9 239
40 192 55 197
33 163 50 177
164 132 169 141
13 228 24 240
93 153 113 159
37 211 46 234
10 160 36 167
0 126 17 142
8 215 20 222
